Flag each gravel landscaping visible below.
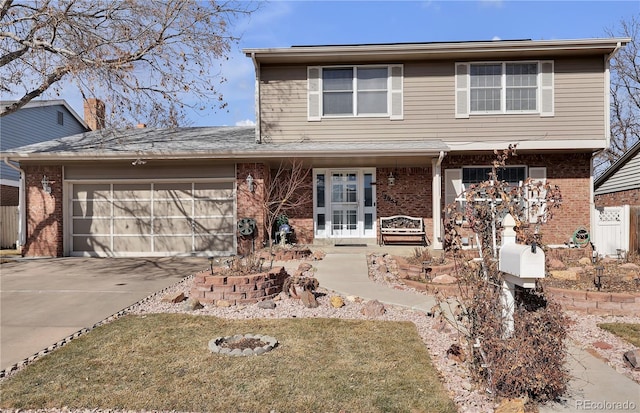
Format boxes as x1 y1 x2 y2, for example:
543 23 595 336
2 253 638 413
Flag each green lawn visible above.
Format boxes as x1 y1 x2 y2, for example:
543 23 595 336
598 322 640 347
0 314 457 413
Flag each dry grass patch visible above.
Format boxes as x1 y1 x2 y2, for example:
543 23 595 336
598 322 640 347
0 314 456 413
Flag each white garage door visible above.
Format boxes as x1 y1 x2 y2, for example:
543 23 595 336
70 181 235 257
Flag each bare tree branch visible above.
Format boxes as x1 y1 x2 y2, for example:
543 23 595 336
596 14 640 176
0 0 257 126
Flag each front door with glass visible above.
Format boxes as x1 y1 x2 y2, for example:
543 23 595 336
313 169 376 240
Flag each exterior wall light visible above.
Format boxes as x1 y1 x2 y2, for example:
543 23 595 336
41 175 52 194
246 174 255 192
387 171 395 186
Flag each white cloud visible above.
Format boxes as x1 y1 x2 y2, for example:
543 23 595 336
235 119 255 127
492 36 502 41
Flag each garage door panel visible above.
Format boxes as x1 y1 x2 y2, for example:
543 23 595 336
113 184 151 200
195 234 234 251
73 201 111 217
73 184 111 200
153 218 192 235
155 236 192 252
113 236 151 251
113 218 151 235
154 183 192 199
154 200 192 216
73 218 110 234
193 217 234 234
194 199 233 216
194 182 234 198
73 236 111 252
112 200 152 217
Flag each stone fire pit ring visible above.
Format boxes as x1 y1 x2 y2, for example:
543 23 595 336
208 334 278 356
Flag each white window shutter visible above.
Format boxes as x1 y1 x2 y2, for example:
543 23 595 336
540 61 554 117
445 169 464 209
455 63 469 119
308 66 321 121
390 65 403 120
528 167 547 223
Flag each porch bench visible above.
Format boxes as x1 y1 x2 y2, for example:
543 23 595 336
379 215 429 246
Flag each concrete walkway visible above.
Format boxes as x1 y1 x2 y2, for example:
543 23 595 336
308 249 639 413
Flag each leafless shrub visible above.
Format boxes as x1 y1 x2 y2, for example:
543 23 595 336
435 146 570 404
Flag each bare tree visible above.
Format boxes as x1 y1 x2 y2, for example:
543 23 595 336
262 159 312 249
595 14 640 175
0 0 255 127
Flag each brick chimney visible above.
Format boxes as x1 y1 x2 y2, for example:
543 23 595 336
83 98 105 130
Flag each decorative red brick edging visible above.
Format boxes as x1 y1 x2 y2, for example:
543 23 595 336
190 267 289 306
545 287 640 317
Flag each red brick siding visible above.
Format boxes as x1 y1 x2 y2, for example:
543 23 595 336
595 188 640 207
442 153 591 245
377 167 434 241
0 185 19 206
282 170 313 245
236 163 269 255
23 165 63 257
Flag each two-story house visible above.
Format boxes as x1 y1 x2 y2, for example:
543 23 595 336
0 38 630 257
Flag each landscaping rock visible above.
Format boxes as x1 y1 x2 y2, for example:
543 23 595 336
161 292 185 303
330 296 345 308
361 299 385 317
312 250 326 260
567 266 585 275
431 274 457 284
298 262 313 272
593 341 613 350
183 298 203 311
547 258 566 270
495 398 526 413
623 349 640 370
257 300 276 309
578 257 592 266
378 264 388 274
549 270 579 281
216 300 232 308
620 262 640 271
300 290 319 308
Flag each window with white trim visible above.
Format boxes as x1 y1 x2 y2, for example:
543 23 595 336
445 166 548 224
308 65 403 120
455 60 554 118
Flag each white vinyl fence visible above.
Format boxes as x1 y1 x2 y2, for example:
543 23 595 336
592 205 630 257
0 206 19 249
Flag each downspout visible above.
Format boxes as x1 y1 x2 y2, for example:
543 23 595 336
3 157 25 251
250 52 261 144
603 41 621 151
431 151 446 250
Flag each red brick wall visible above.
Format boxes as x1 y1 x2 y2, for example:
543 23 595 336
0 185 19 206
595 188 640 207
377 167 434 241
442 153 592 246
236 163 268 255
23 165 63 257
282 170 314 245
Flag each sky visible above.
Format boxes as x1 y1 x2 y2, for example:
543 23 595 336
58 0 640 127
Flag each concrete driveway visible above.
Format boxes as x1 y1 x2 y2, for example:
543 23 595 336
0 256 208 372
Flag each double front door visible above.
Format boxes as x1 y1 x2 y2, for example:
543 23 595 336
313 169 376 239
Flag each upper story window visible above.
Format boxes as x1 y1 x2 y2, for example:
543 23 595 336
456 60 554 119
308 65 403 121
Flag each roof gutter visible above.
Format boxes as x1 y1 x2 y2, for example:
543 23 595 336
3 157 25 250
250 52 261 144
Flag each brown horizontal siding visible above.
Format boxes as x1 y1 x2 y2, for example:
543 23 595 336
259 56 606 145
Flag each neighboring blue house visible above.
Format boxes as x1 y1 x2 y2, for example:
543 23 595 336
1 100 90 249
1 100 89 205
